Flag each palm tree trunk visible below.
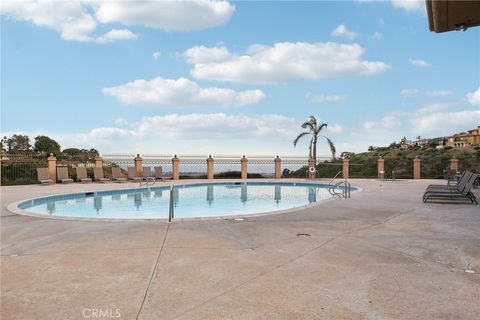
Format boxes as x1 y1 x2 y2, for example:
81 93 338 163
312 134 318 164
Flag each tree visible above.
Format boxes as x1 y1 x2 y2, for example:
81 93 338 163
293 115 336 163
1 134 31 152
34 135 61 154
368 146 375 152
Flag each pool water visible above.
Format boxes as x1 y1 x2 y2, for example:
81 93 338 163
18 182 348 219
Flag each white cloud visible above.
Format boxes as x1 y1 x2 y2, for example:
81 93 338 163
183 45 233 64
363 115 400 130
2 113 300 153
185 42 391 84
411 110 480 134
306 93 347 103
410 59 431 67
391 0 425 13
331 24 359 40
153 51 161 61
1 0 99 42
371 32 383 40
401 88 419 97
378 18 385 28
466 86 480 105
94 0 234 31
0 0 234 42
426 90 454 97
328 124 343 134
102 77 265 107
414 102 453 115
94 29 138 44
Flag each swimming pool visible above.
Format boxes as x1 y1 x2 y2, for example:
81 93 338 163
16 182 353 220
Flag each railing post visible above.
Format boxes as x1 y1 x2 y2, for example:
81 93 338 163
47 153 57 183
413 156 421 180
342 158 349 179
378 156 384 180
207 155 214 180
95 155 103 168
134 154 143 177
308 157 316 179
450 156 459 173
241 155 248 180
274 155 281 179
172 155 180 180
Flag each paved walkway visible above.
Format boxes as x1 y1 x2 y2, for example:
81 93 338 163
1 179 479 319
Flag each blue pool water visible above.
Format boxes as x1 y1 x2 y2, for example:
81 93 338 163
18 182 350 219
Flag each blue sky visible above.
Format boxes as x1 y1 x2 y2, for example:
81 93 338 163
1 0 479 156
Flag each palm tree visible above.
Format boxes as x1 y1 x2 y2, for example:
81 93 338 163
293 115 336 163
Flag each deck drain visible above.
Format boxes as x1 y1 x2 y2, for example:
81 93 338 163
465 269 475 274
297 233 311 237
233 218 244 221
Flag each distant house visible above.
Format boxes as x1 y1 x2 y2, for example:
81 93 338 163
445 126 480 148
413 138 432 148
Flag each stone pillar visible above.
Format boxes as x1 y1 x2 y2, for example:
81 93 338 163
134 154 143 177
450 157 459 173
172 155 180 180
241 155 248 180
378 156 385 180
207 155 214 180
342 158 349 179
413 156 421 180
274 156 281 179
308 157 316 179
47 153 57 183
94 155 103 168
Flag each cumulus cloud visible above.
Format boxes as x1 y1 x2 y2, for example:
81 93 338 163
306 93 347 103
185 42 390 84
328 124 343 134
411 110 480 134
466 86 480 105
401 88 419 97
391 0 425 13
0 0 234 42
2 113 300 153
94 29 138 44
426 90 454 97
153 51 161 61
102 77 265 107
363 116 400 130
183 45 233 63
331 24 359 40
410 59 431 67
94 0 234 31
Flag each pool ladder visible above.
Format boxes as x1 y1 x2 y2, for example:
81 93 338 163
327 171 351 198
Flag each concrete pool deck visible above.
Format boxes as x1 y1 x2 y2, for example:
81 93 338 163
1 179 479 319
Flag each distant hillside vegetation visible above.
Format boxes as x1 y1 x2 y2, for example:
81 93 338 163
284 146 480 179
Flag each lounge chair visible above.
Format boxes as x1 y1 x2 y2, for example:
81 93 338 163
425 171 471 192
111 167 127 182
57 167 74 184
127 167 143 182
154 166 163 180
143 167 155 180
36 168 53 185
423 172 478 204
76 167 92 183
93 167 110 183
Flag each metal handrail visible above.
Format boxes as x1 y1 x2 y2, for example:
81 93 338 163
168 185 174 222
328 171 343 185
328 180 351 198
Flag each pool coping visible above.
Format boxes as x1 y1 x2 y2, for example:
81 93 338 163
6 180 362 222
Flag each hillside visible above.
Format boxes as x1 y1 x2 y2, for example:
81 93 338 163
285 146 480 179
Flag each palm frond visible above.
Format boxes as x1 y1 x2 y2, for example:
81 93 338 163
316 123 328 134
321 135 336 160
293 131 310 147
